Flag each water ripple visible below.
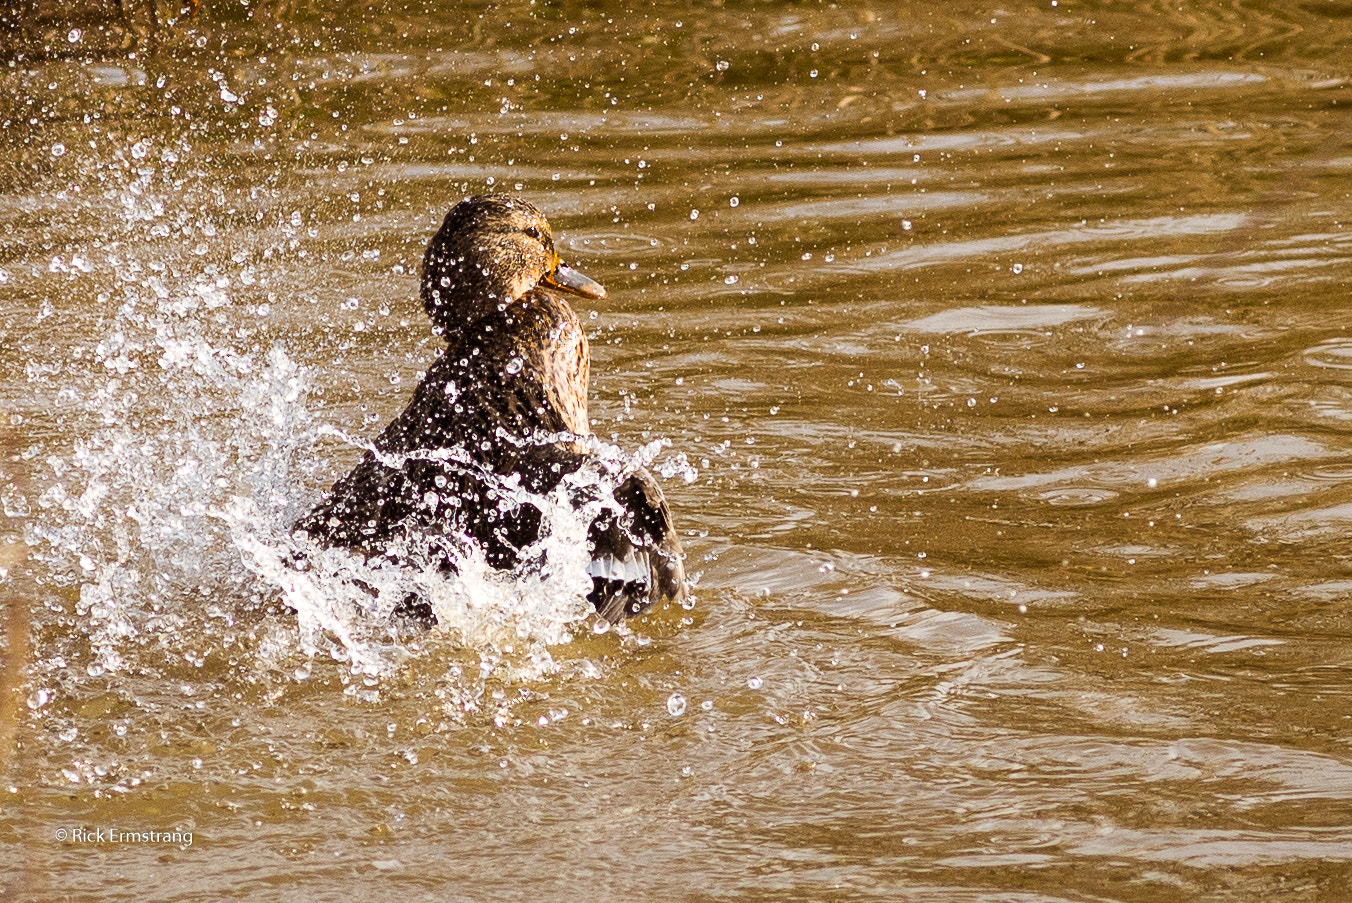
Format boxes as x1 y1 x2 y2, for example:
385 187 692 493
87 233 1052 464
560 232 670 257
1304 338 1352 371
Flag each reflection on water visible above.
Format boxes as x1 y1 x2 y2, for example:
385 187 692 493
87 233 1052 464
6 0 1352 899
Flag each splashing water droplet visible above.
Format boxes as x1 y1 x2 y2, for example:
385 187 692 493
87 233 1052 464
747 676 763 690
666 693 687 716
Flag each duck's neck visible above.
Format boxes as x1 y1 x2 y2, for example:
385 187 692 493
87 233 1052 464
377 291 592 461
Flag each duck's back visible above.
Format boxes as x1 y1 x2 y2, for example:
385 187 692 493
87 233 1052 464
296 290 583 557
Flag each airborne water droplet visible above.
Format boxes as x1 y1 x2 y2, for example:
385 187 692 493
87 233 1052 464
666 693 687 716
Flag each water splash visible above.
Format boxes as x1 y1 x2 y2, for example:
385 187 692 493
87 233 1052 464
228 449 608 688
18 132 683 705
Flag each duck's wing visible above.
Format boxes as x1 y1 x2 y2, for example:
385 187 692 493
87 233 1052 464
586 466 687 621
296 449 558 573
292 450 421 556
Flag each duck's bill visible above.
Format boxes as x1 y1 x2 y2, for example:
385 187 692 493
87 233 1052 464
547 262 607 300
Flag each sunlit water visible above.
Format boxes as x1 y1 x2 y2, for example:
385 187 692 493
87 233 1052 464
5 1 1352 900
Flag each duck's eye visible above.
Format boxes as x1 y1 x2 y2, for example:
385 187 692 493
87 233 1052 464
523 226 543 241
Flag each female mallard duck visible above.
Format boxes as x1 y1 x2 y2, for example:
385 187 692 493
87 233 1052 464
294 194 687 623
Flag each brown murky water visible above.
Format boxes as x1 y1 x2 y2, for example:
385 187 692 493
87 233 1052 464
5 1 1352 900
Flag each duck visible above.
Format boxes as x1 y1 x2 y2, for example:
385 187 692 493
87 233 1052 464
293 194 687 624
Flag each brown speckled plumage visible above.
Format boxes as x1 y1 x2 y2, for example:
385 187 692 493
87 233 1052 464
294 194 687 623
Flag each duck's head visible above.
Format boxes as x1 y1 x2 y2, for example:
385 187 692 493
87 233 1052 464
420 194 606 335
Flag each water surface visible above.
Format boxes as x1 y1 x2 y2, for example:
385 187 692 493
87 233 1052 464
5 1 1352 900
